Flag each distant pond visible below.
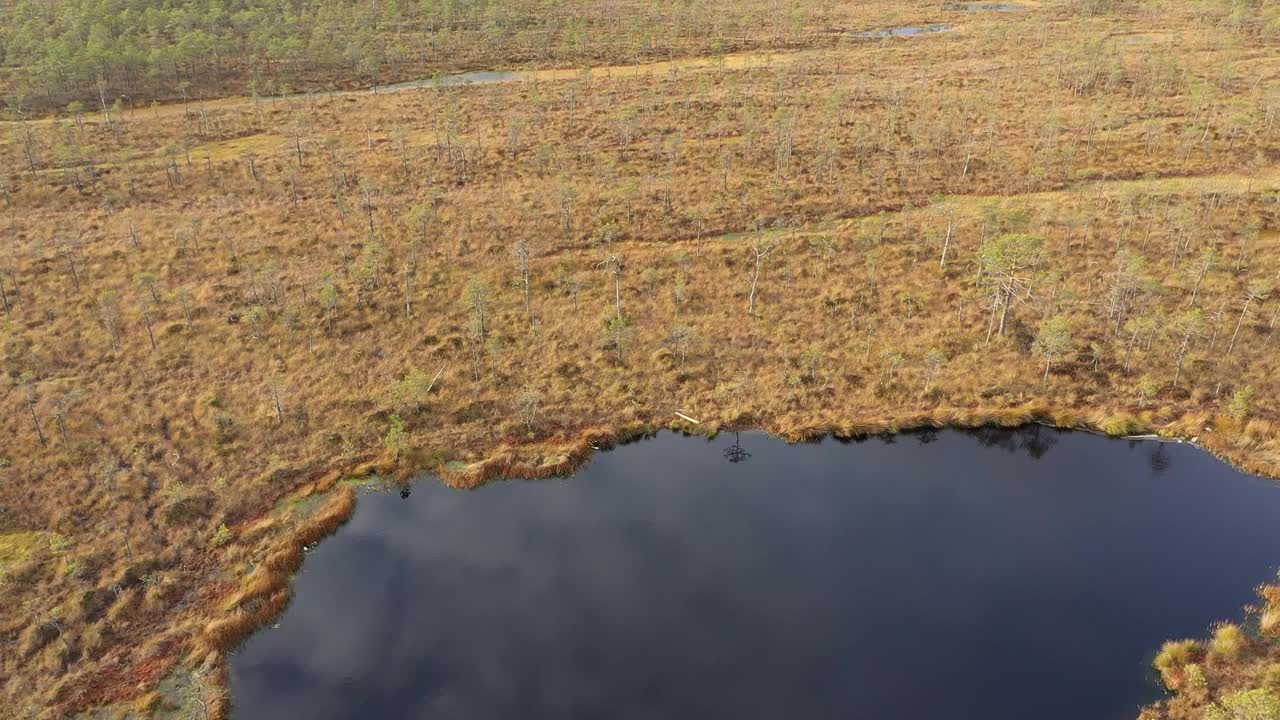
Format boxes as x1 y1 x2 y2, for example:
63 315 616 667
851 24 956 38
231 428 1280 720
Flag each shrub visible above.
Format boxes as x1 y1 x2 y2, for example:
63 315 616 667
1229 386 1257 421
1263 663 1280 692
1184 663 1210 703
1205 689 1280 720
48 534 73 555
210 524 233 548
1155 639 1201 689
1135 375 1159 404
1211 623 1248 660
383 414 409 460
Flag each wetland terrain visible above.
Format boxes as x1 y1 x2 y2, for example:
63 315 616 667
0 0 1278 717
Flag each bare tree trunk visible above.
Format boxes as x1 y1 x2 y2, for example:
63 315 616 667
28 401 46 445
939 214 953 268
143 312 157 350
748 244 774 316
1226 298 1252 357
613 270 622 321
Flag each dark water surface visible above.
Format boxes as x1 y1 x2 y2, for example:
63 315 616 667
231 429 1280 720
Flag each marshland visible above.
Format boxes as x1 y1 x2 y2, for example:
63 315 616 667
0 0 1278 718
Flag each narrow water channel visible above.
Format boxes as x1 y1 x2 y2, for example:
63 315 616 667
231 428 1280 720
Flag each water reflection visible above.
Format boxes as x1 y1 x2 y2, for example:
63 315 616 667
851 24 957 39
723 431 752 463
373 70 527 94
969 424 1060 459
1150 445 1172 476
233 430 1279 720
947 2 1027 10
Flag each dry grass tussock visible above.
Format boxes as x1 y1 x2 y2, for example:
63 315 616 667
0 0 1278 717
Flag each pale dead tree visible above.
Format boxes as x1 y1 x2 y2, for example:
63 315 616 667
1172 308 1205 387
50 390 79 444
923 348 946 396
1104 248 1149 331
1226 281 1271 357
959 134 977 180
808 236 837 273
747 239 778 317
19 372 46 446
1236 224 1260 272
881 350 906 383
401 264 414 320
96 292 124 351
507 113 526 157
94 72 111 123
57 236 84 294
1187 245 1219 307
929 199 957 268
92 455 122 493
12 118 41 178
512 239 532 327
359 181 378 236
773 108 796 178
667 324 696 371
556 180 578 234
290 120 307 168
243 149 260 183
1207 302 1228 351
265 370 287 424
140 301 158 351
177 288 195 328
597 253 624 321
516 388 543 432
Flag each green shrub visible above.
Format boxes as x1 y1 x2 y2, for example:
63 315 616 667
1228 386 1257 421
48 534 73 556
1184 663 1210 703
210 524 233 548
383 414 409 460
1205 689 1280 720
1135 375 1159 404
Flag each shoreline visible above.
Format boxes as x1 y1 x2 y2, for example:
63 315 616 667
166 405 1278 720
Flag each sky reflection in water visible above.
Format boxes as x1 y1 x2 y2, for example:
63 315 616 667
232 429 1280 720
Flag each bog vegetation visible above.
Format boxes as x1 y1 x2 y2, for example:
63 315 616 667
0 0 1278 717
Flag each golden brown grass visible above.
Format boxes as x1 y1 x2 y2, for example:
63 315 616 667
0 0 1278 718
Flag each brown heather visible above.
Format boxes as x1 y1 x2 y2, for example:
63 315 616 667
0 0 1279 717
